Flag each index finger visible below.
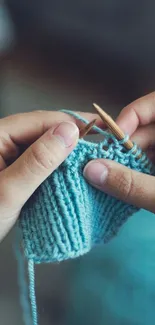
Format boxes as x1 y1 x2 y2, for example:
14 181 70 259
0 110 104 146
116 92 155 136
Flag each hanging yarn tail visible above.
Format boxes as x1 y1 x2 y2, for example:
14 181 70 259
14 228 38 325
28 260 38 325
14 228 33 325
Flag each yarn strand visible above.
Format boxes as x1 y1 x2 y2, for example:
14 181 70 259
28 260 38 325
14 228 32 325
60 109 108 137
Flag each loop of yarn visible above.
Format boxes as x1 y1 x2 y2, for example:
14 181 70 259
119 134 129 145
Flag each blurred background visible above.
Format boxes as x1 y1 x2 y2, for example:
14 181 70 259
0 1 155 324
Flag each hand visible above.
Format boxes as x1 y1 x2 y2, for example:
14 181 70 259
0 110 101 241
84 92 155 213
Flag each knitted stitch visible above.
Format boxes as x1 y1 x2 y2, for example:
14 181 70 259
19 111 154 264
16 110 154 325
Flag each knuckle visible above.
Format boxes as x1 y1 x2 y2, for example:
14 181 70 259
0 132 18 159
122 170 135 201
24 134 64 176
114 170 135 201
30 143 54 171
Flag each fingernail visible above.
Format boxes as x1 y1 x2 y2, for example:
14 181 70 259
54 122 79 147
83 162 108 186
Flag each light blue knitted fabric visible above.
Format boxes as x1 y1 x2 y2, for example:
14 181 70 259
19 111 154 264
17 110 154 325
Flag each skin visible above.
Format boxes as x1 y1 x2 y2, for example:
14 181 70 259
0 92 155 241
84 92 155 213
0 110 102 241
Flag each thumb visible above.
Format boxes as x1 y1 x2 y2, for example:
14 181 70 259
84 159 155 213
1 121 79 208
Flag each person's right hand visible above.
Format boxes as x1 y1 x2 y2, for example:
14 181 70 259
84 92 155 213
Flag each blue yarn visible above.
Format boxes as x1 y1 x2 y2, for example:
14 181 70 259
14 230 32 325
61 109 109 137
119 134 129 145
28 260 38 325
16 110 155 325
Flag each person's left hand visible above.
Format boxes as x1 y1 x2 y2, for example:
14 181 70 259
0 110 100 241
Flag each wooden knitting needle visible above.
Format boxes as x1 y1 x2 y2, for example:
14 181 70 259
93 103 134 150
79 119 97 138
79 105 145 162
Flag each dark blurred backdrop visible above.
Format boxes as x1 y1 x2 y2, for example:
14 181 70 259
5 0 155 104
1 3 155 325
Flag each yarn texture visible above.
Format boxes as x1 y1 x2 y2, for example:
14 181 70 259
17 110 154 325
19 112 153 264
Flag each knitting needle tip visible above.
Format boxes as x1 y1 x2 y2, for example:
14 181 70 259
79 119 97 138
93 103 112 124
93 102 134 151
